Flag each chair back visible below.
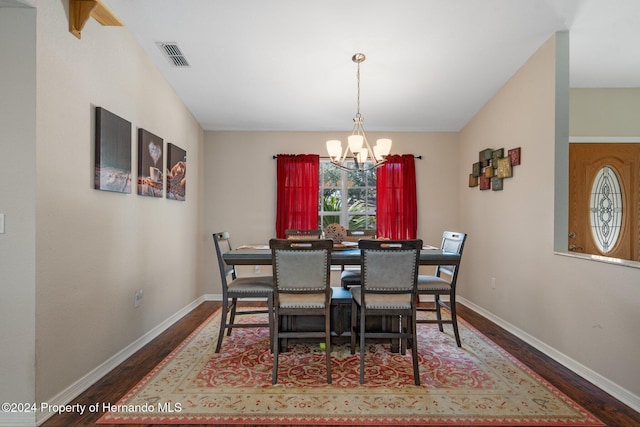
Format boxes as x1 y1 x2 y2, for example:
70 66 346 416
270 239 332 293
284 229 322 240
212 231 235 287
437 231 467 279
359 239 422 293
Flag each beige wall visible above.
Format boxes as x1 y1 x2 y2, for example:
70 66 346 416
202 131 459 294
31 1 205 406
459 34 640 401
571 88 640 136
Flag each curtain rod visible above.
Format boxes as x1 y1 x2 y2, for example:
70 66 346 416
272 155 422 160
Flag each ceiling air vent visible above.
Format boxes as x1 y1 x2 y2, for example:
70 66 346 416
157 42 190 67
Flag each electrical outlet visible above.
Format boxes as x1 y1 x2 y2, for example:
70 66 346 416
491 277 496 290
134 290 143 308
0 213 5 234
254 265 261 274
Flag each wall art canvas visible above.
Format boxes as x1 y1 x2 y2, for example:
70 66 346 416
496 157 513 178
479 148 493 167
95 107 132 193
137 129 164 198
491 176 503 191
469 174 479 187
472 162 481 177
508 147 521 166
479 174 491 190
167 143 186 201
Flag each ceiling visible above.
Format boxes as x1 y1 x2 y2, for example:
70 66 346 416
95 1 639 131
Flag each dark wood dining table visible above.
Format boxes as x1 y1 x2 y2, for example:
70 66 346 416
222 245 461 267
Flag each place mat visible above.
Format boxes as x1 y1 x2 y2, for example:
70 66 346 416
236 244 269 250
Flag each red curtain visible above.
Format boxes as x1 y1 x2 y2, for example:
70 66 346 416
376 154 417 239
275 154 320 238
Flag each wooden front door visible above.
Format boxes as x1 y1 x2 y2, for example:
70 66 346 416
569 143 640 261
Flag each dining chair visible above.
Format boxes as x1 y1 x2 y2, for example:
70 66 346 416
416 231 467 347
350 239 422 385
269 238 333 384
284 229 322 239
340 229 377 289
212 232 274 353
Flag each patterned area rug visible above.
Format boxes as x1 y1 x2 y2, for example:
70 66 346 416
98 310 603 426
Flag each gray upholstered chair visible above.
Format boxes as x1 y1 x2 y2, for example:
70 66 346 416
212 232 274 353
340 229 377 289
416 231 467 347
350 239 422 385
269 238 333 384
284 229 322 239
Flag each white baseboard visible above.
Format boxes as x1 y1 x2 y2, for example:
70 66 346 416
458 297 640 413
35 295 219 425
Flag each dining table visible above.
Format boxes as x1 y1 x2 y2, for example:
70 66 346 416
222 242 461 350
222 244 461 267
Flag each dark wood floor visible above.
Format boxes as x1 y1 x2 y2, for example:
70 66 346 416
42 301 640 427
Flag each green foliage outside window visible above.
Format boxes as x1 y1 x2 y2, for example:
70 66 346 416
319 161 376 230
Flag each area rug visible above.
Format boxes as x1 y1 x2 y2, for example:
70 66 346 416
98 309 603 426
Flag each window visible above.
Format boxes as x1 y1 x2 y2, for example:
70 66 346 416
590 165 623 253
318 160 376 230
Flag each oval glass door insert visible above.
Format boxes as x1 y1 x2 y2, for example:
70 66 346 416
590 165 623 253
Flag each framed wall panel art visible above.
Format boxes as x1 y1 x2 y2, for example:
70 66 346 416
137 129 164 198
166 143 186 201
95 107 132 193
468 146 521 191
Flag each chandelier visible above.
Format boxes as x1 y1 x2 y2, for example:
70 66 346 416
326 53 392 172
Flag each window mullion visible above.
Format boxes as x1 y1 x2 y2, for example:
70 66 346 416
341 170 349 227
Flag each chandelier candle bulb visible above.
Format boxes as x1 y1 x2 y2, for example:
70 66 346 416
376 138 392 157
348 134 364 152
357 150 368 163
326 140 342 161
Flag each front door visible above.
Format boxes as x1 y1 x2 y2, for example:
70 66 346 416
568 143 640 261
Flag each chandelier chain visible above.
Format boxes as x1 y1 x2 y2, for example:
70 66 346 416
356 60 361 118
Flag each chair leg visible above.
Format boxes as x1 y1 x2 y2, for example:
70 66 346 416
215 300 230 353
410 313 420 386
450 297 462 347
400 315 407 355
350 300 357 354
359 307 366 384
325 309 332 384
267 295 274 353
272 310 280 384
434 295 444 332
227 297 238 336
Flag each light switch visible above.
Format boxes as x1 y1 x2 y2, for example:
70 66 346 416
0 214 4 234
